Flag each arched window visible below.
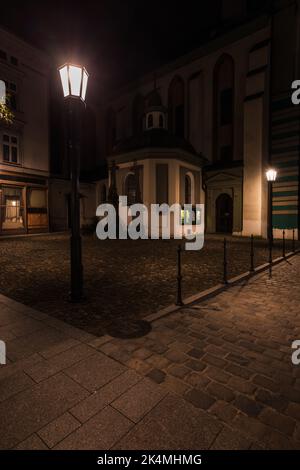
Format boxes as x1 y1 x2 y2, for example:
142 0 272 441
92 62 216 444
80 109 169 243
185 175 192 205
106 107 116 155
159 114 164 128
168 76 185 138
125 173 136 206
132 94 144 135
213 54 234 162
147 113 153 129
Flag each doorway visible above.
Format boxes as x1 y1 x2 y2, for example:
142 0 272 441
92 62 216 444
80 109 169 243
216 193 233 233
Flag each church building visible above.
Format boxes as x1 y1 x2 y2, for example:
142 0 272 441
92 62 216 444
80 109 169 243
99 0 300 240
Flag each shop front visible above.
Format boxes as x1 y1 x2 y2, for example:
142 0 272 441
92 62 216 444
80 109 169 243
0 175 49 235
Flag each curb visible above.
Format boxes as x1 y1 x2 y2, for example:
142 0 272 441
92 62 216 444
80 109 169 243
146 249 300 324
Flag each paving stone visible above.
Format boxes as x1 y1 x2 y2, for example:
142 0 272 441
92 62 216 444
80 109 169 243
146 354 170 370
259 408 296 436
162 375 191 396
39 338 80 359
147 394 222 449
185 388 216 410
226 353 250 367
185 359 206 372
114 417 180 450
253 374 280 393
15 434 49 450
70 370 141 423
228 376 257 395
64 352 125 392
187 348 204 359
37 412 81 448
280 384 300 404
286 403 300 421
294 423 300 442
0 353 43 381
0 373 89 449
255 389 288 412
202 354 228 369
86 335 112 349
205 366 231 384
148 342 168 354
210 401 238 423
112 378 167 423
164 349 187 364
206 382 236 403
185 372 211 388
25 344 95 383
126 357 152 375
54 406 133 450
225 363 253 380
6 327 70 361
146 369 166 384
168 364 190 379
210 427 252 450
234 395 263 417
262 429 297 450
0 371 35 402
232 414 269 440
132 348 153 360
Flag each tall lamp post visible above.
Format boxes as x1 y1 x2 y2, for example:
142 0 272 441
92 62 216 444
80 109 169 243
58 63 89 302
266 168 277 245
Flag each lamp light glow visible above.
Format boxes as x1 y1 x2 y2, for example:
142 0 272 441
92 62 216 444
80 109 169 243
58 63 89 102
266 168 277 182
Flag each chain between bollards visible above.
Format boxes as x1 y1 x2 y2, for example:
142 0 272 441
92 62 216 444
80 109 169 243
282 230 286 258
223 238 228 285
176 244 184 306
250 234 255 273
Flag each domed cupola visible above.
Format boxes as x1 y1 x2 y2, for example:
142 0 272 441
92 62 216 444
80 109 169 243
144 89 167 131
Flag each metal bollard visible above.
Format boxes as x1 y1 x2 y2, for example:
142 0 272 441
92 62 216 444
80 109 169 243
282 230 286 258
176 244 184 306
250 235 255 273
223 238 228 284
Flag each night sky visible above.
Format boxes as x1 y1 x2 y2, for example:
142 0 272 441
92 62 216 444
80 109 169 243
1 0 223 92
1 0 272 98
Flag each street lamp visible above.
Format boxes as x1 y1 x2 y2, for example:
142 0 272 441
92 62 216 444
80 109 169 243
58 63 89 302
266 168 277 244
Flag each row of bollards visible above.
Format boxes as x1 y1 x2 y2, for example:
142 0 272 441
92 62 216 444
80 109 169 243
176 230 298 303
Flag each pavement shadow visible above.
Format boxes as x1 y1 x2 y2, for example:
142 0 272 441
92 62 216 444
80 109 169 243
106 319 152 339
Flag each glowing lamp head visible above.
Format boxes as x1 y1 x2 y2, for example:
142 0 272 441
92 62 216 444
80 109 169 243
58 64 88 102
266 168 277 182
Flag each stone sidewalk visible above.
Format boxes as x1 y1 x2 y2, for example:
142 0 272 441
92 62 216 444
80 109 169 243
1 255 300 449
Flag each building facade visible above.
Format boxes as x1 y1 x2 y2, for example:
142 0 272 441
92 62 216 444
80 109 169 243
0 28 50 235
100 0 300 240
1 0 299 240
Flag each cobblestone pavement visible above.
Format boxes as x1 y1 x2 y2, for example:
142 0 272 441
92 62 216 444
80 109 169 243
0 254 300 449
0 233 289 336
96 255 300 449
